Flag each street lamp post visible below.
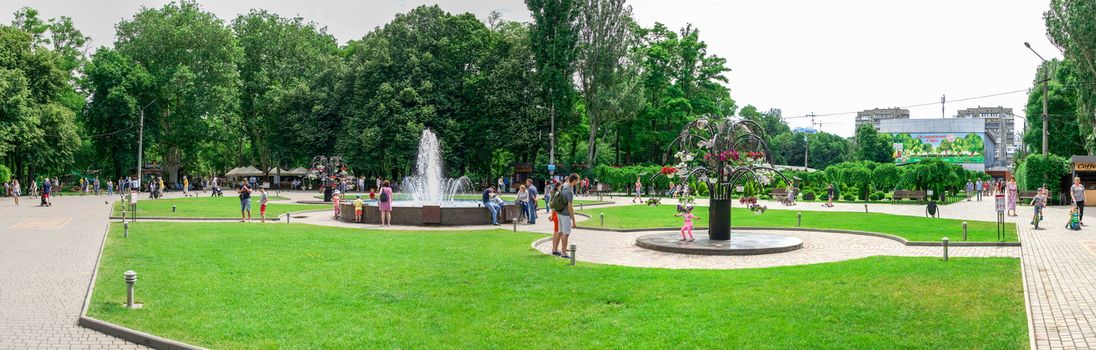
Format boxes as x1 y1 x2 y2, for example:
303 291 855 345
1024 42 1049 155
136 101 155 192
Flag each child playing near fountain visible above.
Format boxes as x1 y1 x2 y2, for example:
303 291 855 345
369 187 376 200
259 188 269 223
675 205 698 242
353 195 364 223
333 190 342 219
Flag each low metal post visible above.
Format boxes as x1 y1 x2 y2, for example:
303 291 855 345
797 212 802 227
124 222 129 238
864 204 868 213
512 218 518 232
942 237 949 261
962 222 968 241
286 212 291 224
568 244 577 266
600 213 604 226
579 203 584 211
172 205 177 213
124 271 138 308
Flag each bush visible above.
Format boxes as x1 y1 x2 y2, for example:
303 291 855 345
801 189 816 200
869 191 885 201
1021 154 1069 192
0 164 10 184
843 188 859 201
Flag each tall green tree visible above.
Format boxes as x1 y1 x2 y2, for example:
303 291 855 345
113 0 242 182
81 48 153 178
739 105 789 143
527 0 581 167
854 123 894 163
1023 59 1086 157
233 10 340 176
1046 0 1096 152
576 0 635 166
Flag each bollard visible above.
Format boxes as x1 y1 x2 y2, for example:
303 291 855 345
580 203 584 211
797 212 802 227
942 237 949 261
962 222 968 241
864 204 868 213
172 205 177 213
569 244 577 266
512 218 518 232
286 212 291 224
600 213 604 226
124 222 129 238
124 270 139 308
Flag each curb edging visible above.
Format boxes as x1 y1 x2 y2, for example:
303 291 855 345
576 225 1020 247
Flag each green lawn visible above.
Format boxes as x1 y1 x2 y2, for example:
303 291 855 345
88 222 1026 349
579 205 1018 243
112 196 324 218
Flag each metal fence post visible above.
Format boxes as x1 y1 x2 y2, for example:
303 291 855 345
942 237 949 261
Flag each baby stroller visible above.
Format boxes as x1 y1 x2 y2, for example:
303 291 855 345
211 186 224 197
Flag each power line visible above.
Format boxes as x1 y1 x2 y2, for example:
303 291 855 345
781 81 1096 121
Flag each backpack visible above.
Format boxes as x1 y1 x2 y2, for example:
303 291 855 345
379 189 390 203
550 186 567 212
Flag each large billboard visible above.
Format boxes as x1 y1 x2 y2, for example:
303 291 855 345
890 132 985 164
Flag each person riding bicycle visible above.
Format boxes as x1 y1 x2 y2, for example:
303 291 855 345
1030 187 1047 226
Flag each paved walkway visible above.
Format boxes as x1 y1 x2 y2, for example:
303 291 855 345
1017 204 1096 350
0 195 145 349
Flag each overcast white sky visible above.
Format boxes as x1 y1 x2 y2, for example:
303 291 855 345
1 0 1060 137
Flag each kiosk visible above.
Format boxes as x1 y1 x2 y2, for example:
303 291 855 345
1069 156 1096 206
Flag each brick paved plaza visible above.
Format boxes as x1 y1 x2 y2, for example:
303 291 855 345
0 195 145 349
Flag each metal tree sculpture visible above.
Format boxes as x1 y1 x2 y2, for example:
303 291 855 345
666 116 790 240
309 156 349 186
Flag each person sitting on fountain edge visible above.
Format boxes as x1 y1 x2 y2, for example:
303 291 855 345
483 185 501 226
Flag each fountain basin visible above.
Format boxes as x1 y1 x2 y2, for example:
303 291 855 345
337 202 523 226
635 231 803 255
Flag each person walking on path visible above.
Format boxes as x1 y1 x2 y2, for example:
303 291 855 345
525 179 538 224
552 173 579 259
1007 178 1018 216
379 180 393 227
106 179 113 197
11 179 21 206
825 183 836 207
632 178 643 204
498 177 505 194
975 179 983 201
544 179 555 214
41 178 52 207
1071 177 1086 225
183 176 190 197
28 178 37 199
966 180 974 201
238 184 253 222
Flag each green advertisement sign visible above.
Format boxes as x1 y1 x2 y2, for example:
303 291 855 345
890 133 985 164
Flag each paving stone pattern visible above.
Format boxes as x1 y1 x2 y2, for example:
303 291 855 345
0 195 146 349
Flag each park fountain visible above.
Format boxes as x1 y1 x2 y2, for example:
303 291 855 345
335 128 515 225
401 129 470 205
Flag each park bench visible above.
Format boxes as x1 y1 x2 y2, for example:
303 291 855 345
1018 191 1038 204
589 184 611 200
770 188 798 205
892 190 926 203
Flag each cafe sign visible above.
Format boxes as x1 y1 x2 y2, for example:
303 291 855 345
1076 163 1096 171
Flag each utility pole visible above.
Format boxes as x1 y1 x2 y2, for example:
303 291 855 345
804 113 815 169
1025 42 1049 155
136 101 154 192
941 95 946 118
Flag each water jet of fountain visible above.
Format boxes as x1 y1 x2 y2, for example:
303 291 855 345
402 129 469 206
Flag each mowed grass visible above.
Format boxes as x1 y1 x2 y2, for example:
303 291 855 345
111 196 324 218
579 205 1018 243
313 193 605 205
88 222 1027 349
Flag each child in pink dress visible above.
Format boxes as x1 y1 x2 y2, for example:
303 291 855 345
332 191 342 219
675 206 698 241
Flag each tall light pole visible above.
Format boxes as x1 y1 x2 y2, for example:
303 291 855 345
536 104 557 179
1025 42 1049 155
136 101 155 192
